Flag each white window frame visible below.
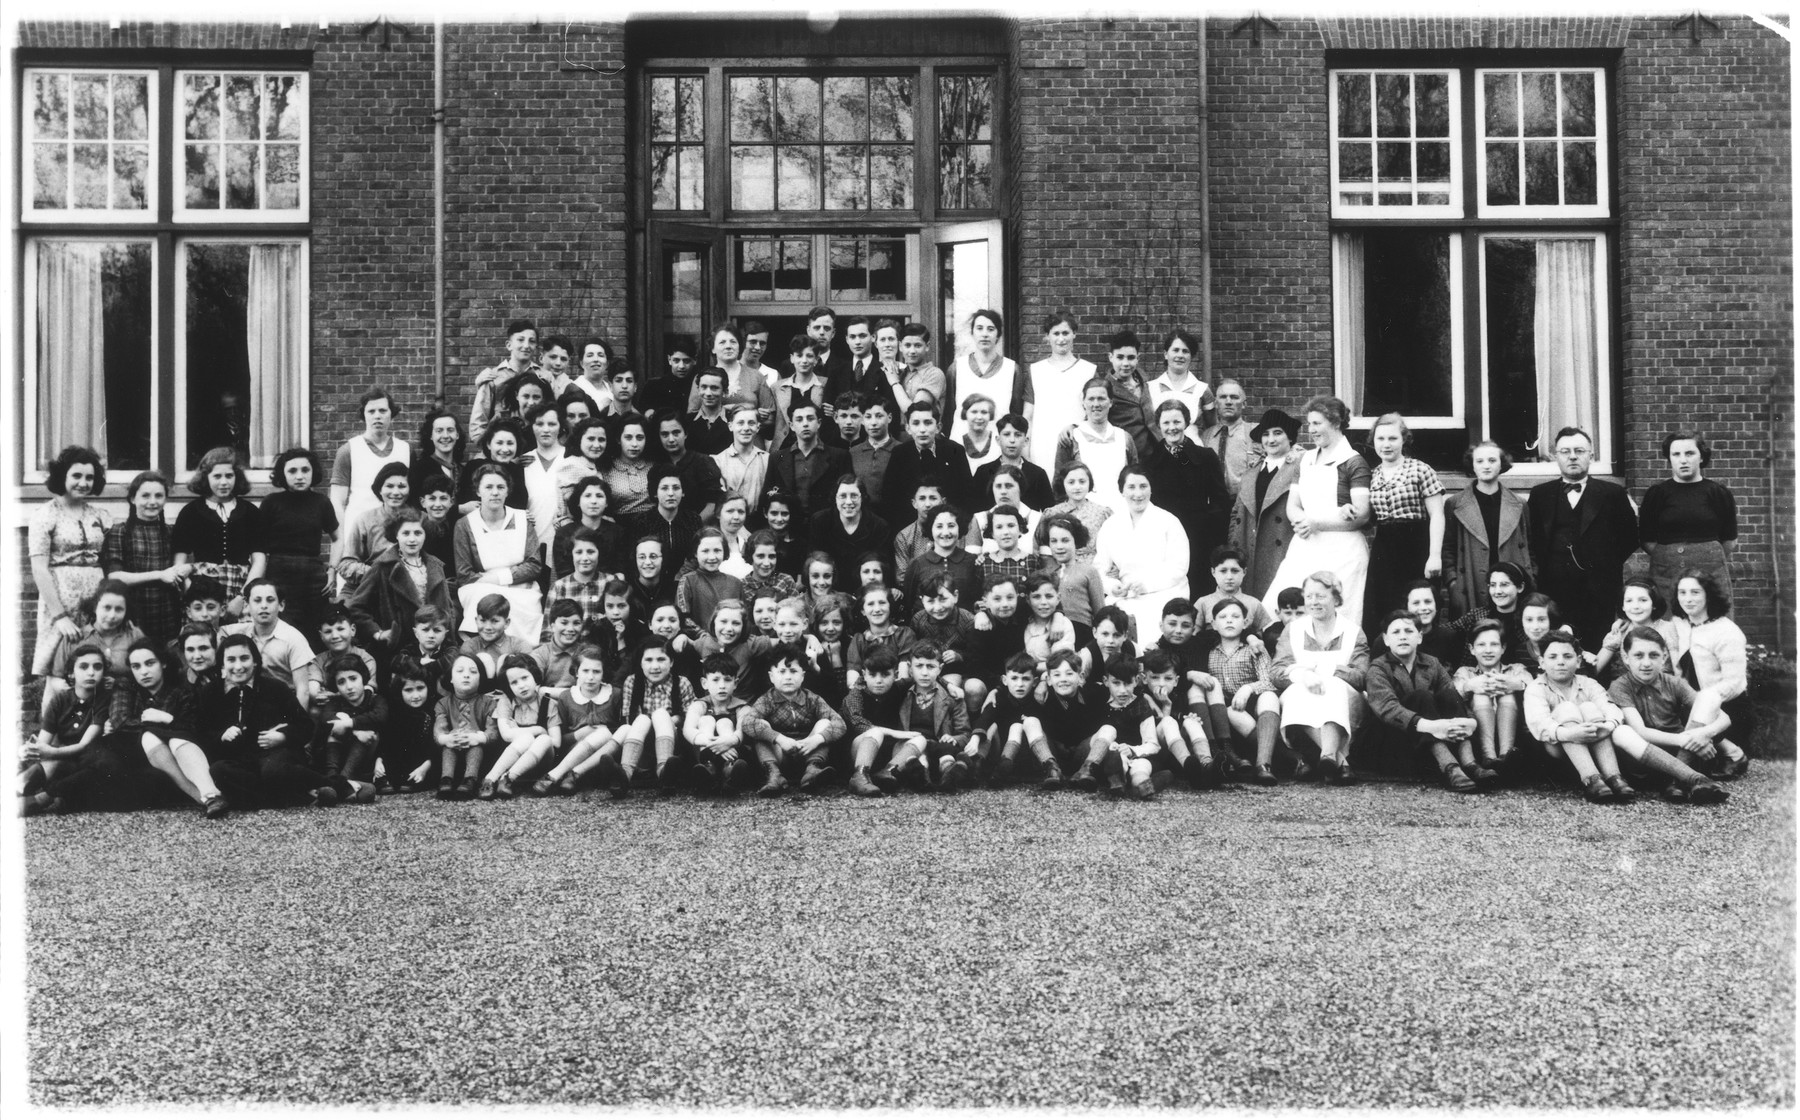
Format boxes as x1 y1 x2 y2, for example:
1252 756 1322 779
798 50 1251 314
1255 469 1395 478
1476 231 1613 477
21 235 161 485
22 68 160 225
724 230 921 319
173 237 312 477
1475 67 1609 220
1329 68 1462 220
173 70 309 224
1332 231 1466 428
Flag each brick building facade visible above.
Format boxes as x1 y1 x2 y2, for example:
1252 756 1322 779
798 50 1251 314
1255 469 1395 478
9 14 1794 649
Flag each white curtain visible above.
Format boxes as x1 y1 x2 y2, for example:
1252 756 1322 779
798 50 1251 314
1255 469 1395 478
1534 239 1598 457
1332 232 1366 414
37 242 109 463
246 243 304 469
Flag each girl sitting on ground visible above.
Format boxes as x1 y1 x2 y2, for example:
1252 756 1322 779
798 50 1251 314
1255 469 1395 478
19 644 111 803
533 645 619 795
433 653 498 800
479 654 562 799
1452 619 1534 775
594 637 698 798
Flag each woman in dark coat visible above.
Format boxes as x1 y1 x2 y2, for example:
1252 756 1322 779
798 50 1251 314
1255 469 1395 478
346 507 459 652
1140 398 1233 599
1442 440 1533 618
1228 409 1303 602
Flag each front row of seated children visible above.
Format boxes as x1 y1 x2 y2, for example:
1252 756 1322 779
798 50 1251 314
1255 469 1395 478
21 558 1744 816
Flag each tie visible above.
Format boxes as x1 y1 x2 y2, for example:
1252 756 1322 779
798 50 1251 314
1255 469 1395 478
1564 481 1583 493
1215 428 1228 456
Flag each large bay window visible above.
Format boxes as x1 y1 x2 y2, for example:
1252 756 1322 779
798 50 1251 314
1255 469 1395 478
21 62 310 481
1330 59 1614 473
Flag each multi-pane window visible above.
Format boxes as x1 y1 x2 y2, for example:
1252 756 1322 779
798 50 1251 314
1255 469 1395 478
21 64 310 480
937 74 994 209
733 236 814 301
1331 70 1458 216
27 70 156 219
728 74 916 211
179 72 308 216
1478 69 1606 216
649 67 994 216
650 75 705 211
1330 61 1612 472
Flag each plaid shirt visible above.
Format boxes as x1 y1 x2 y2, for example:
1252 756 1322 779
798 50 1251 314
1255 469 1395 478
977 550 1037 596
1369 456 1444 523
1205 640 1275 698
742 570 799 607
741 688 846 742
547 572 607 634
102 517 183 643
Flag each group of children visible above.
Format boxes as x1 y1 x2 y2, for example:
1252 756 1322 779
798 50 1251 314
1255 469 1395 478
21 518 1744 816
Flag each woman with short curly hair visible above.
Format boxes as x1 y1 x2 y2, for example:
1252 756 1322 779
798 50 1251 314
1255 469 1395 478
31 445 112 675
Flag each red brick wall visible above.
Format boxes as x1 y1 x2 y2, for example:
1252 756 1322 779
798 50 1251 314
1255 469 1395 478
1011 19 1208 349
440 23 629 422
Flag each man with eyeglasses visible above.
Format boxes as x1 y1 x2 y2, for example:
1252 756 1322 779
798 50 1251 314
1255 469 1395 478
1527 426 1638 649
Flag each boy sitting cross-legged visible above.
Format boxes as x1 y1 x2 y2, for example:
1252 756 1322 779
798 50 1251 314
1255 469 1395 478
889 640 977 793
1022 648 1109 791
740 642 847 796
686 653 753 796
1198 598 1285 786
844 647 912 797
313 653 386 800
978 652 1040 788
1606 626 1732 804
1138 649 1217 789
1091 654 1173 800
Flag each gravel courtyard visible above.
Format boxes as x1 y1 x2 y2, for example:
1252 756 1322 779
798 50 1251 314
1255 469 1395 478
24 764 1795 1109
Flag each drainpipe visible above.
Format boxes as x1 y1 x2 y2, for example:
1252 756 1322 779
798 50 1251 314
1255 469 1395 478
1197 15 1211 382
433 20 446 405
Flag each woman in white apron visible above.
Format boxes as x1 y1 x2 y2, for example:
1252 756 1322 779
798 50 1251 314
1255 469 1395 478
1055 377 1137 510
1027 312 1096 469
1260 396 1371 628
330 390 410 589
453 464 547 642
949 309 1022 441
1269 570 1370 783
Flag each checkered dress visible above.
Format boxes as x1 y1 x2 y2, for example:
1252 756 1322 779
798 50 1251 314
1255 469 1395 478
1369 456 1444 523
547 573 607 635
101 516 182 644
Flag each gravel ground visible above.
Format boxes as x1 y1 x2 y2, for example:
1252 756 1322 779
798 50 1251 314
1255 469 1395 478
25 764 1795 1109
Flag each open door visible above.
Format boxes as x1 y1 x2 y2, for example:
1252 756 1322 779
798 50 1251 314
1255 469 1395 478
928 220 1005 368
648 222 724 369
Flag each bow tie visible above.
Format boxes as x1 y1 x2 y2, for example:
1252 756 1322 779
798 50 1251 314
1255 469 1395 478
1563 481 1584 493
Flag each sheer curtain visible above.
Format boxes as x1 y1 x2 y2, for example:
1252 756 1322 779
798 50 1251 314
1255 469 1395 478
1332 233 1366 414
1534 239 1597 456
246 243 304 468
37 242 109 463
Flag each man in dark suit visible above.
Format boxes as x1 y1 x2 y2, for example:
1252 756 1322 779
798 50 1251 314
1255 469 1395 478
771 398 851 522
1229 409 1304 601
883 400 974 528
1527 426 1638 650
806 306 854 404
